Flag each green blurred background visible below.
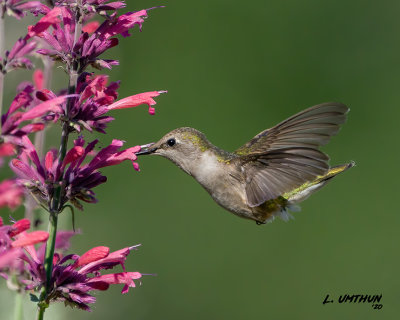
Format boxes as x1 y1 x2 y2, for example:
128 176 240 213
1 0 399 319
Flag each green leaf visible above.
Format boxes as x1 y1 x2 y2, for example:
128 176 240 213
29 293 39 302
62 204 76 232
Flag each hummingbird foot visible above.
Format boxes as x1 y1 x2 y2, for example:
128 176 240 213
256 220 266 225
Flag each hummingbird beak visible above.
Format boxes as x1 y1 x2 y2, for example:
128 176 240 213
136 143 157 155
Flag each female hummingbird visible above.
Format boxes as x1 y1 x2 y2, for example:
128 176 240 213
137 102 354 224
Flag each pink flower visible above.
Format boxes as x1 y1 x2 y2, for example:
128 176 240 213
0 143 15 157
33 69 44 90
87 272 142 294
8 218 30 237
79 74 111 102
0 142 16 167
15 95 70 124
0 219 76 302
62 146 85 167
36 7 159 72
77 246 136 274
0 218 49 270
107 91 167 115
32 74 166 133
82 21 100 34
0 248 22 269
1 0 44 20
10 136 142 210
20 242 143 311
0 179 24 210
1 38 36 73
96 10 148 39
11 231 49 247
26 7 62 39
73 246 110 267
87 142 140 169
1 85 73 145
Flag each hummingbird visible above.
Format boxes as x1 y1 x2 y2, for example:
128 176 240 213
137 102 354 225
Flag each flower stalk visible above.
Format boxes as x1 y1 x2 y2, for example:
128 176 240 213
37 9 85 317
1 2 164 318
37 211 57 317
36 303 46 320
0 13 4 134
14 289 23 320
37 73 72 320
0 70 4 134
44 212 58 289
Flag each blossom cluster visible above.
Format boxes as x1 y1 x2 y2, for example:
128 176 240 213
37 6 149 72
11 135 141 210
0 217 142 311
0 0 164 317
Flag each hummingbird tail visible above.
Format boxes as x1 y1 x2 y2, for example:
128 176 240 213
321 161 355 182
284 161 355 204
253 161 354 224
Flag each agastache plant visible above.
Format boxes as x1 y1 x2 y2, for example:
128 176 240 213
0 1 165 319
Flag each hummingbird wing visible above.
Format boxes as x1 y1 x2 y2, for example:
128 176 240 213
234 102 349 207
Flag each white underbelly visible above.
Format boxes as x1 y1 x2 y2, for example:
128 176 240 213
201 176 251 218
191 152 252 218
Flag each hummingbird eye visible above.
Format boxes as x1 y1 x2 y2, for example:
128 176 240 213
167 138 176 147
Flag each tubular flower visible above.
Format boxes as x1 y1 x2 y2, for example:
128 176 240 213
82 21 100 34
24 244 142 311
26 7 62 39
0 142 16 167
107 90 167 115
1 0 44 20
66 73 119 133
0 217 49 272
0 179 24 209
33 69 44 90
36 7 150 72
0 7 61 74
35 73 166 133
1 84 36 144
0 85 72 145
0 218 74 293
10 135 141 210
0 38 36 73
0 142 15 156
0 0 158 316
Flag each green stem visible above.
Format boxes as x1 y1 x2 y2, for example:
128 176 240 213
57 121 70 165
44 213 58 292
36 85 70 320
37 120 67 314
14 292 23 320
37 211 57 318
0 72 4 134
0 14 4 134
36 9 83 319
36 303 46 320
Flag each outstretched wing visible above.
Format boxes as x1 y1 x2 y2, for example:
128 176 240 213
234 102 349 207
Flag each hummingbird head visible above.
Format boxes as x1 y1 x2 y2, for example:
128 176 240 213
137 127 212 174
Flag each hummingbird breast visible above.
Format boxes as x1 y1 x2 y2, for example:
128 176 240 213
190 151 255 220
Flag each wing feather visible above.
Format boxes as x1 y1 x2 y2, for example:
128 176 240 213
234 102 349 207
